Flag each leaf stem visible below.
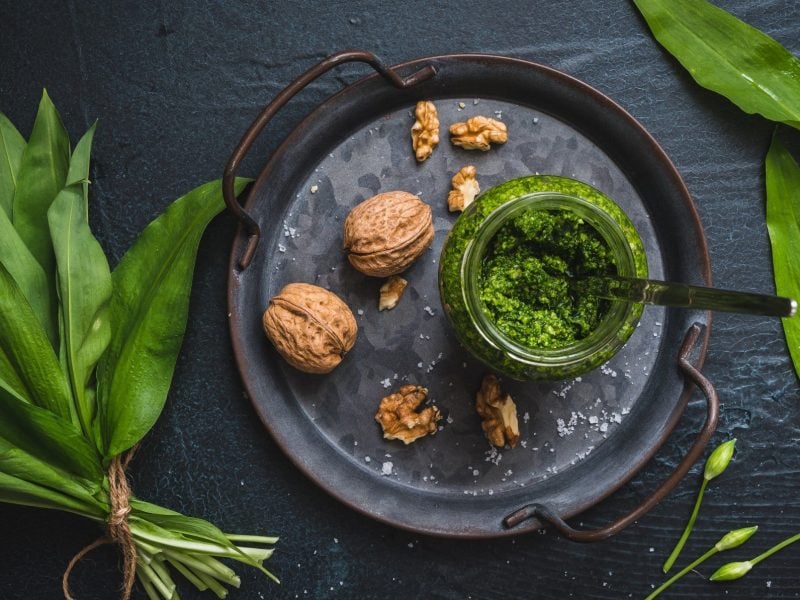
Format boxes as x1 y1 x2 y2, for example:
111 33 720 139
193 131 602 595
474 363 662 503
224 533 279 544
161 549 240 586
136 558 175 599
751 531 800 566
136 570 161 600
165 555 209 591
663 478 709 572
647 546 717 600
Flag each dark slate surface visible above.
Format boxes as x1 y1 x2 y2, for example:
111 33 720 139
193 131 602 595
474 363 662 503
1 0 799 598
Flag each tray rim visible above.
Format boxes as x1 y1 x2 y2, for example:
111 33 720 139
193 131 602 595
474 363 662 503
226 52 713 539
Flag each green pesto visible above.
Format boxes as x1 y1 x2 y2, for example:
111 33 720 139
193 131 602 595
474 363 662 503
478 208 616 349
438 175 648 380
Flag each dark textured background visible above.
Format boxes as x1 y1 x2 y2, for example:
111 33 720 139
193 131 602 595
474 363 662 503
1 0 799 598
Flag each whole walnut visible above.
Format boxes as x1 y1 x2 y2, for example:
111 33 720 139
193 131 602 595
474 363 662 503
343 191 434 277
262 283 357 374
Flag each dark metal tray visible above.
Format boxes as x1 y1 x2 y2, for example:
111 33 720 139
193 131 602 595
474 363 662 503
224 52 718 538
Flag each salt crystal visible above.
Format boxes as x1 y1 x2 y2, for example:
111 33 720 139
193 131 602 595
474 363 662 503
381 461 393 476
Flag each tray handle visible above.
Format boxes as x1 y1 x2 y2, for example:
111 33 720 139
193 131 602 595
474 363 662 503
503 322 719 541
223 50 437 270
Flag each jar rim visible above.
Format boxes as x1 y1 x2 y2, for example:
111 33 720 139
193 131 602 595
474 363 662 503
460 191 640 367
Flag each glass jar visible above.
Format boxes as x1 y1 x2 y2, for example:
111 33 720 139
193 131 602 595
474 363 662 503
438 175 648 381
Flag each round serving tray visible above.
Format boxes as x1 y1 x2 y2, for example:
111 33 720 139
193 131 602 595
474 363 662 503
225 52 717 538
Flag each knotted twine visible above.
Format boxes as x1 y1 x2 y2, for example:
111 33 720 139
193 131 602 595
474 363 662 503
62 447 138 600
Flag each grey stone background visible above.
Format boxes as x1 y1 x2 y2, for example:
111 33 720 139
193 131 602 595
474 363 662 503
1 0 798 598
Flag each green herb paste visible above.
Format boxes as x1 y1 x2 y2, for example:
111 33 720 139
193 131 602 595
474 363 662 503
439 175 648 380
478 209 616 349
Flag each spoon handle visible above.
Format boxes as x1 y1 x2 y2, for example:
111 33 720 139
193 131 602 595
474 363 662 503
581 276 797 318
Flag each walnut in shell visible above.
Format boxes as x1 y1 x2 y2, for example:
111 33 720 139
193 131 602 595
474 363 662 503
410 100 440 162
262 283 357 374
447 165 480 212
476 373 520 448
378 275 408 311
449 116 508 151
343 191 434 277
375 385 442 444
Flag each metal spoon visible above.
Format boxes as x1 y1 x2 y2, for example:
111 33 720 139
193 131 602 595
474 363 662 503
574 276 797 318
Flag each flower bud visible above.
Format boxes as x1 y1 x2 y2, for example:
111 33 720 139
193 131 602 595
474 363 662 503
704 439 736 481
710 560 752 581
715 526 758 551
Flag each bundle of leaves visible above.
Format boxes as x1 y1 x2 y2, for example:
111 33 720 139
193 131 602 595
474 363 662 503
0 91 276 599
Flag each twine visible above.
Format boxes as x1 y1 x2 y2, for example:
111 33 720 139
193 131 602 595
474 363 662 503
63 448 137 600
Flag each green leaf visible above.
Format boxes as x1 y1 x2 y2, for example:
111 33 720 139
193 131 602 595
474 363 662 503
0 387 102 482
96 178 251 457
0 261 75 420
766 134 800 379
0 471 102 519
130 498 237 550
0 437 101 505
634 0 800 130
65 120 98 218
0 210 57 345
0 113 26 218
12 90 70 304
48 123 112 444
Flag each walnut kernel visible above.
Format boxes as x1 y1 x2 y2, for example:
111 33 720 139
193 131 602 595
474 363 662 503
375 385 442 444
449 116 508 151
476 373 520 448
447 165 480 212
410 100 440 162
262 283 357 374
343 191 434 277
378 275 408 311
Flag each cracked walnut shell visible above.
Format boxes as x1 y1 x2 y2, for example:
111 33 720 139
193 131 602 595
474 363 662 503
343 191 435 277
447 165 480 212
375 385 442 444
411 100 440 162
262 283 357 374
449 116 508 151
476 373 520 448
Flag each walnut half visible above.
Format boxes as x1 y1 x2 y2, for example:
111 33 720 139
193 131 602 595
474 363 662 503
476 374 520 448
375 385 442 444
410 101 440 162
378 275 408 311
447 165 480 212
449 116 508 151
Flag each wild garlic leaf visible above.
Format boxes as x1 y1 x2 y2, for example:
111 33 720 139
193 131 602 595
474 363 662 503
0 437 102 505
765 134 800 379
0 211 56 345
12 90 70 312
0 470 102 517
0 262 75 421
0 113 26 219
96 178 251 458
634 0 800 130
0 387 102 482
130 498 240 550
48 123 112 445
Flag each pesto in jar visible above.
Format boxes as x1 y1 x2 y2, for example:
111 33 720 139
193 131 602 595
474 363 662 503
478 208 616 349
438 175 648 380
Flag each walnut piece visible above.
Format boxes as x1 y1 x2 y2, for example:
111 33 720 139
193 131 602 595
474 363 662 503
449 116 508 151
375 385 442 444
378 275 408 311
475 373 520 448
447 165 480 212
262 283 357 374
410 100 440 162
343 191 435 277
